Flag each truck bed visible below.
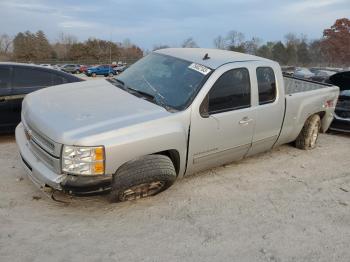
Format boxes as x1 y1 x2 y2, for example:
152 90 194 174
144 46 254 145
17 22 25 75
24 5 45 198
283 75 333 95
275 75 339 147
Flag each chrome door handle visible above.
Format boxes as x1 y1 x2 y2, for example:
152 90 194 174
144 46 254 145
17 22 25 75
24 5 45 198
239 117 253 125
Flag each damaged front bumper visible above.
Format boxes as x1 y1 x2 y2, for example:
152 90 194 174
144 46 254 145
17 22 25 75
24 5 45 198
15 123 112 195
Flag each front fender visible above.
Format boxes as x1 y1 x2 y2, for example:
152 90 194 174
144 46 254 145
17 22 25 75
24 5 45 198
80 112 191 178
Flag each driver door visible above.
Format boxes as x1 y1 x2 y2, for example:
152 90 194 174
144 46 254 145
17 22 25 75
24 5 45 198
187 64 255 174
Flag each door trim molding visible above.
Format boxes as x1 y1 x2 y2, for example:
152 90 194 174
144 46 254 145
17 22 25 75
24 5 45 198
193 143 251 164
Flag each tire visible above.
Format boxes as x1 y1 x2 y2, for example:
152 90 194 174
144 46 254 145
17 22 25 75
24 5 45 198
110 155 176 202
295 114 321 150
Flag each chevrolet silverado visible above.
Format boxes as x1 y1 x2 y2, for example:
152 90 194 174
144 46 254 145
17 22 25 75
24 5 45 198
16 48 339 202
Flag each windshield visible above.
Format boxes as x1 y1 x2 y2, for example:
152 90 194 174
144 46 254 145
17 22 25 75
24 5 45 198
115 53 210 110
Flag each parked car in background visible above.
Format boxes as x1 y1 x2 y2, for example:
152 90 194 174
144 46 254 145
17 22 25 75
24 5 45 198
79 65 89 73
0 63 83 133
310 70 337 83
40 64 53 69
327 71 350 132
61 64 81 74
281 66 295 76
293 67 315 79
85 65 116 77
52 64 62 70
16 48 338 202
113 65 128 74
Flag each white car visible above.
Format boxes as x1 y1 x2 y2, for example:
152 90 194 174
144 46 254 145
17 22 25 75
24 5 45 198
293 68 314 79
40 64 53 69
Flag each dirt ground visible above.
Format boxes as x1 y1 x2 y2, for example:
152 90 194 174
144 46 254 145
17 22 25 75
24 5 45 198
0 132 349 262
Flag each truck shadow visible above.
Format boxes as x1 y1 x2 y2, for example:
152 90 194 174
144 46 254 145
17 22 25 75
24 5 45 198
0 134 15 143
327 130 350 138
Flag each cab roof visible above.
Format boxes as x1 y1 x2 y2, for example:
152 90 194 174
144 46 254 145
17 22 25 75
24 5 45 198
155 48 275 69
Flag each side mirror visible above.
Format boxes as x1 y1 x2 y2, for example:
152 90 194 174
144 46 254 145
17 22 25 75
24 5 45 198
201 111 210 118
199 94 210 118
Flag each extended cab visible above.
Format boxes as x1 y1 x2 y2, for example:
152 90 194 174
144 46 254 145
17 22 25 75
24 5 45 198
16 48 339 202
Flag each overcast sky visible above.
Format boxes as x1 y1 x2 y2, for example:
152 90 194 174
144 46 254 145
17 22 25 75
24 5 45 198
0 0 349 49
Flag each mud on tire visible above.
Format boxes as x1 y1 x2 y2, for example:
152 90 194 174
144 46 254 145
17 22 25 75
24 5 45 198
110 155 176 202
295 114 321 150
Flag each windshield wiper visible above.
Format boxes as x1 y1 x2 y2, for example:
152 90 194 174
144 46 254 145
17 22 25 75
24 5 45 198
127 87 155 101
108 78 127 90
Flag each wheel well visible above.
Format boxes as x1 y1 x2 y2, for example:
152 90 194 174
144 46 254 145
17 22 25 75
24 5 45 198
315 111 326 131
317 111 325 120
155 150 181 175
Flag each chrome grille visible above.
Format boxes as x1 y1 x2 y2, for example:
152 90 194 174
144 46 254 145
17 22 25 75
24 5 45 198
22 119 62 157
31 129 55 151
22 119 62 173
29 140 57 171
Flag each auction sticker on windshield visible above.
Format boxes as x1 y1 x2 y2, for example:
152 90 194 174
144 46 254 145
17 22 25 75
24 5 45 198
188 63 211 75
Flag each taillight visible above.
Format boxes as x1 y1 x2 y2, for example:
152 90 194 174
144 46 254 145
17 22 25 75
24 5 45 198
324 99 334 108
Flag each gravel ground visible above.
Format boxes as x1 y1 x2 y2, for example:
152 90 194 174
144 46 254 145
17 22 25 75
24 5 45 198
0 133 349 262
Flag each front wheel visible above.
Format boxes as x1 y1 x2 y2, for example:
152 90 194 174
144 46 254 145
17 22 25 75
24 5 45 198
110 155 176 202
295 114 321 150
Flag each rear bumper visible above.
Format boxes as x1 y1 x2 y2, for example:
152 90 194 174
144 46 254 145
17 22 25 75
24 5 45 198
16 123 112 195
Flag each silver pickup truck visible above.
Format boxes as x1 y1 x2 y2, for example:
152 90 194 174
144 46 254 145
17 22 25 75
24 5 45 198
16 48 339 202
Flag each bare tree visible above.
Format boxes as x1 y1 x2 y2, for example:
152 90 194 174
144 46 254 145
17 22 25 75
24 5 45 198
122 38 132 49
244 37 262 55
0 34 13 55
53 32 78 60
225 30 245 48
213 35 226 49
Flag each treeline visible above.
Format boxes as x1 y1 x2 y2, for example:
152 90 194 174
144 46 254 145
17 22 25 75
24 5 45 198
212 18 349 67
0 31 143 63
211 32 323 66
0 18 349 66
171 18 350 67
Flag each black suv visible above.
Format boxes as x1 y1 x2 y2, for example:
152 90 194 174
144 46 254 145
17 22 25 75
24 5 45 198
0 63 82 133
328 71 350 132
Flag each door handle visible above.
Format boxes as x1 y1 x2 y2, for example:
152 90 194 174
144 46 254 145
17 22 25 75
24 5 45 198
239 117 253 125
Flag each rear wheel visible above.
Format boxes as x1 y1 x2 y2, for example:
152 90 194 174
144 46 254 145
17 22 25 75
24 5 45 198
110 155 176 202
295 114 321 150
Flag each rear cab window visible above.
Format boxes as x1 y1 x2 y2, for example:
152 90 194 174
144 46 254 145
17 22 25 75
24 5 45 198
256 67 276 105
207 68 251 114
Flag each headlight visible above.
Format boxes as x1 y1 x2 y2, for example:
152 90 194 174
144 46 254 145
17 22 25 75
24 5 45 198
62 145 105 175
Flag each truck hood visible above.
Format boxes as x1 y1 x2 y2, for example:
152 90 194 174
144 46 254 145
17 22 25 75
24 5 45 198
22 79 170 144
